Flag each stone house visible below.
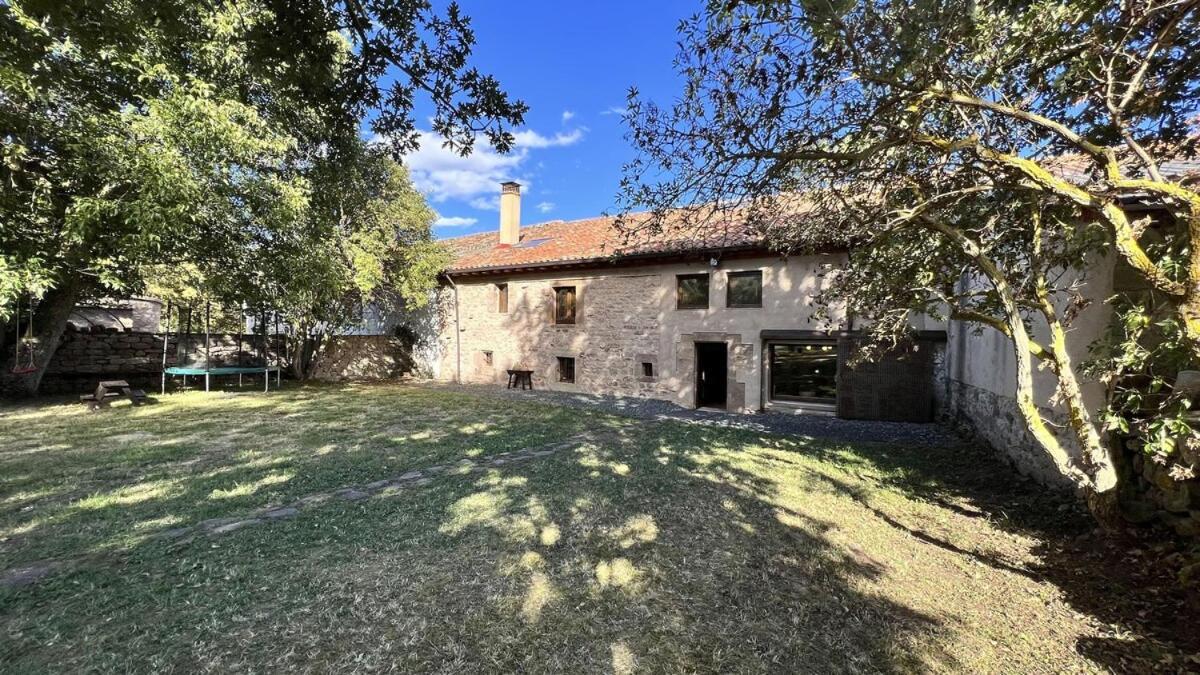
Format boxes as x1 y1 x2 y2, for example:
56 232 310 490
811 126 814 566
428 183 945 422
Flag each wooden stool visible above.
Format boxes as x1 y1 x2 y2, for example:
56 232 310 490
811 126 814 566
506 369 533 390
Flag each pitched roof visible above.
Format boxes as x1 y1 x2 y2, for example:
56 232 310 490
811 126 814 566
441 154 1200 275
1040 152 1200 185
440 209 771 274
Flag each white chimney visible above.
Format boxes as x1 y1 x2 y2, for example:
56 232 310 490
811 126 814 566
499 181 521 245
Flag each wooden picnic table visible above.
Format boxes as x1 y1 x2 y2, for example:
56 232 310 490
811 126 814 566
80 380 147 411
506 369 534 390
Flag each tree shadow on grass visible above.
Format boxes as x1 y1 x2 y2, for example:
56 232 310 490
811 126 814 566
3 385 1195 671
1 404 956 672
0 382 595 567
786 436 1200 671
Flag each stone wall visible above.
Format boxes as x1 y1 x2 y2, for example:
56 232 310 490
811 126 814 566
944 380 1077 489
431 254 946 415
439 271 676 400
309 335 413 381
39 328 411 393
1124 431 1200 537
945 345 1200 536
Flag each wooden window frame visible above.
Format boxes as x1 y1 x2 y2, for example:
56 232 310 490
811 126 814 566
675 273 710 310
554 286 577 325
726 270 763 308
496 283 508 313
557 356 576 383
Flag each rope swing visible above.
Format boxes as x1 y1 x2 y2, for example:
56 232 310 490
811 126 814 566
10 296 38 375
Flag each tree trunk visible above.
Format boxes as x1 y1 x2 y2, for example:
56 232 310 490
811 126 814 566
288 327 324 381
0 279 81 398
1085 486 1124 531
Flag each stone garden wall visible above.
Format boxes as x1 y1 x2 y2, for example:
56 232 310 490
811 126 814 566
1124 432 1200 538
39 327 412 393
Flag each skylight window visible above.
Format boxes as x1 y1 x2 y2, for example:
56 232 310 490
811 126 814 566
514 237 552 248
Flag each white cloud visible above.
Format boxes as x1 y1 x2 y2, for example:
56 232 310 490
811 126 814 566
433 216 478 228
399 126 584 209
512 128 584 149
600 106 628 117
536 201 556 214
469 196 500 211
561 110 575 124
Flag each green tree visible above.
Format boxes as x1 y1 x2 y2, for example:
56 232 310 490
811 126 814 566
617 0 1200 525
252 142 448 379
1 0 523 395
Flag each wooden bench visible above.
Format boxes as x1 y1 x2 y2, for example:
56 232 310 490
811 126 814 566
506 369 534 390
80 380 147 411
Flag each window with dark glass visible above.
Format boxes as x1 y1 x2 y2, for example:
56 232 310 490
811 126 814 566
557 356 576 383
497 283 508 313
676 273 709 309
769 342 837 403
554 286 576 324
726 270 762 307
642 362 654 378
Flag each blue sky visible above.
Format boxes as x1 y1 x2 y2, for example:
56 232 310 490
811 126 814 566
402 1 701 239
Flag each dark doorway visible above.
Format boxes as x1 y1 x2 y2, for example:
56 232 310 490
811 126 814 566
695 341 728 409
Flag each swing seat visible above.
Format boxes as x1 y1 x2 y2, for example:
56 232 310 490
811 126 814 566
9 366 37 375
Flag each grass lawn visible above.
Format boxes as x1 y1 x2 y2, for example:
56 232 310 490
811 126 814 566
0 382 1195 672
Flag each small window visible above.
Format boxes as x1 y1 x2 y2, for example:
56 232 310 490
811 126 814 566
554 286 577 324
727 270 763 308
497 283 508 313
557 356 576 383
641 362 654 378
676 273 709 309
482 350 493 366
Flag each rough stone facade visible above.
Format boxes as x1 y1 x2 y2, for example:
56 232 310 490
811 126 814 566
432 255 945 416
440 271 676 400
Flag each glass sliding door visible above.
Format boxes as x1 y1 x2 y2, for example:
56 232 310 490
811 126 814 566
768 342 837 404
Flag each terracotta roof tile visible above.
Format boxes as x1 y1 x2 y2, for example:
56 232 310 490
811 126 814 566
442 155 1200 274
441 210 767 274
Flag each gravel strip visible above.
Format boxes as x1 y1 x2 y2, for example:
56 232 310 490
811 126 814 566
433 382 961 447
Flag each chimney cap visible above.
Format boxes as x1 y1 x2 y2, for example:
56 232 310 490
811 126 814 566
501 181 521 192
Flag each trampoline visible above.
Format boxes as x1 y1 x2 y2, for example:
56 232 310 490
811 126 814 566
161 300 284 394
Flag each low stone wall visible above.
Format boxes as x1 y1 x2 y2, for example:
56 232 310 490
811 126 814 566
39 329 411 393
944 380 1076 490
309 335 413 381
946 380 1200 536
1125 435 1200 537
